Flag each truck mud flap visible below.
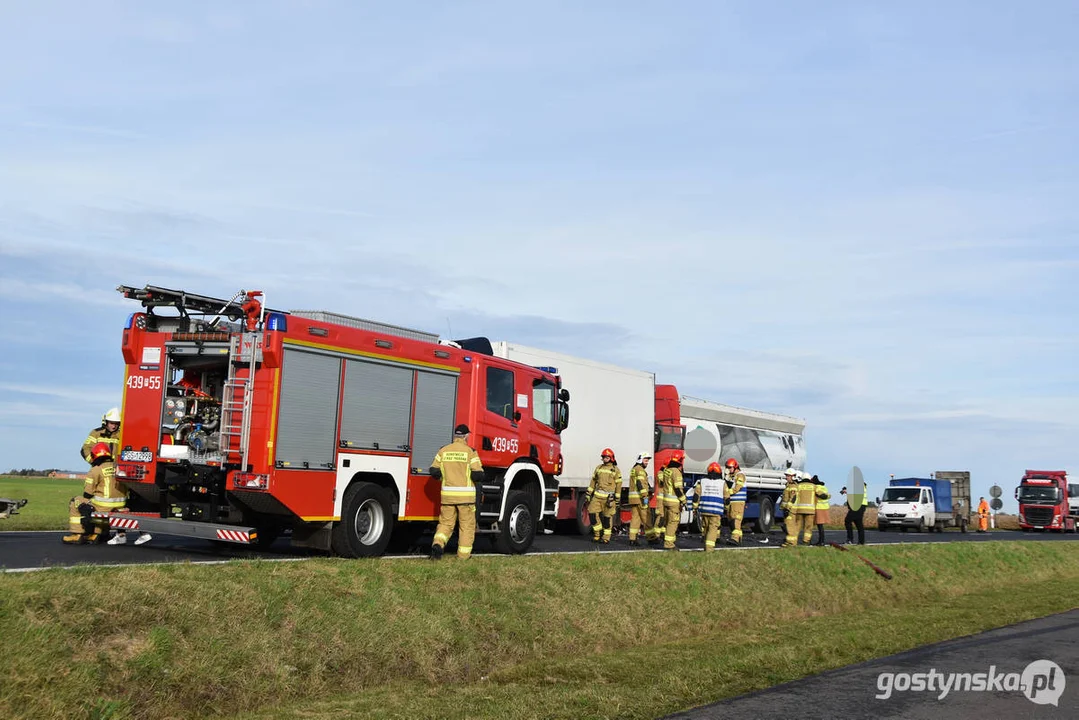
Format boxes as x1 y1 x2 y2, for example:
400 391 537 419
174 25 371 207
94 512 259 544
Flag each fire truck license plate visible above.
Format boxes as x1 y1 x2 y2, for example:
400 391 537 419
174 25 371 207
120 450 154 462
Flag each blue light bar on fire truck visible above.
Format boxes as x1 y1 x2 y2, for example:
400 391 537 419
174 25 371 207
266 312 287 331
535 366 558 374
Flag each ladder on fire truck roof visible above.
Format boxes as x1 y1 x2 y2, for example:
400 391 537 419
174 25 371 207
219 333 259 470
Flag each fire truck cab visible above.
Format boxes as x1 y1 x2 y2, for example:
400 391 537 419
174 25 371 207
110 284 568 557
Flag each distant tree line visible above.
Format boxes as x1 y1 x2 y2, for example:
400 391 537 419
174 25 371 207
5 468 65 477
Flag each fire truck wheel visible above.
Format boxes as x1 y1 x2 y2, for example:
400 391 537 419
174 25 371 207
332 482 395 558
574 493 592 537
495 490 536 554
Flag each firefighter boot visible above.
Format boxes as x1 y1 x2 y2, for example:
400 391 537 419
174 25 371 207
62 533 87 545
430 544 444 561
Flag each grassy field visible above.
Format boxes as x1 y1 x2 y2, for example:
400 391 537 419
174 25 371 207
822 505 1020 531
1 542 1077 720
0 476 82 531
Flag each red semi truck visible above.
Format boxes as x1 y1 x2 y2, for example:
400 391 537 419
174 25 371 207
104 284 568 557
1016 470 1077 532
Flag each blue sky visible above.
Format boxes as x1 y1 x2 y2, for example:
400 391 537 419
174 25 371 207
1 1 1077 511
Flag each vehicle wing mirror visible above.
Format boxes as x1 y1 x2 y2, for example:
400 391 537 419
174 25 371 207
559 388 570 402
875 497 880 505
513 411 522 422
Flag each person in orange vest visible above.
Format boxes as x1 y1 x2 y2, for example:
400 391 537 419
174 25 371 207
429 424 485 560
977 496 990 533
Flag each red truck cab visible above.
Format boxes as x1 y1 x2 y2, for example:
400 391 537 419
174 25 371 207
1016 470 1077 532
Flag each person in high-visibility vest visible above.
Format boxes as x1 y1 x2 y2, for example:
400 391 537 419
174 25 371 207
780 468 799 547
723 458 747 545
660 451 687 550
627 451 657 545
694 462 726 551
429 424 485 560
812 475 831 546
585 448 622 543
977 497 990 533
81 408 121 465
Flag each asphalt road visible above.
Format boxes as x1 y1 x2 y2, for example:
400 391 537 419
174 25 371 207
2 524 1077 572
666 609 1079 719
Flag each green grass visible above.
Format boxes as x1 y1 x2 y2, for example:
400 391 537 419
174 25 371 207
0 476 82 531
1 542 1077 720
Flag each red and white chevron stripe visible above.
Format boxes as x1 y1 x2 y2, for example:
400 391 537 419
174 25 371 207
109 517 141 530
216 529 252 543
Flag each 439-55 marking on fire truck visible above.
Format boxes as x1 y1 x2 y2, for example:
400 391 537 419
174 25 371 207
126 375 162 390
492 437 519 453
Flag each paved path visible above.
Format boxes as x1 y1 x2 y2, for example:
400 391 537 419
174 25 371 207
666 610 1079 719
1 526 1076 572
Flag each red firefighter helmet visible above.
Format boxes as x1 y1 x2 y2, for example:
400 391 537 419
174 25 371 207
725 458 740 470
670 450 685 465
90 442 112 461
600 447 615 462
707 462 723 475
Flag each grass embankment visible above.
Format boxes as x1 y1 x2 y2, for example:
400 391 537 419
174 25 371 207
2 543 1078 720
0 476 81 531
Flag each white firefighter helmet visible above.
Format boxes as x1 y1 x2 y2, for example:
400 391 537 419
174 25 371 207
800 471 813 481
784 467 797 477
103 407 122 423
636 451 652 464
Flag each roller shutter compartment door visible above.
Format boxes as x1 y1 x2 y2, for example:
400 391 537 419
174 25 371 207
276 348 341 469
410 371 458 473
340 359 414 451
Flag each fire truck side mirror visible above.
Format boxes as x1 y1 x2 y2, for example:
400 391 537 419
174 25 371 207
559 388 570 402
514 411 522 422
556 402 569 432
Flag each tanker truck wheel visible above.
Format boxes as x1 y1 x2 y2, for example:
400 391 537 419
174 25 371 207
753 497 774 534
495 490 536 554
331 482 394 558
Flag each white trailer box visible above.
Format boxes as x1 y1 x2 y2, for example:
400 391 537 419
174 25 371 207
489 342 655 490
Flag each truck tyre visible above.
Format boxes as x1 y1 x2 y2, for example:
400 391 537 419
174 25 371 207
960 518 968 533
753 496 774 534
495 490 536 554
331 482 395 558
575 492 592 537
916 518 925 533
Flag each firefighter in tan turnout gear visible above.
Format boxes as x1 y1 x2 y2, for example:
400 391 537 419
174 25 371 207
694 462 726 552
660 450 687 550
81 408 121 464
723 458 747 545
429 424 485 560
63 443 122 544
780 468 799 547
794 471 818 545
586 448 622 543
627 451 657 545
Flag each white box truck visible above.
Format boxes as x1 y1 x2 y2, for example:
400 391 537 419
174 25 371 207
489 341 655 535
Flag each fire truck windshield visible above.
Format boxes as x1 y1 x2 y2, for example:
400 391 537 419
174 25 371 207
1018 486 1063 503
655 424 684 452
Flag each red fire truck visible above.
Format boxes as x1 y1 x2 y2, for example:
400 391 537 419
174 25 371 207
105 284 568 557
